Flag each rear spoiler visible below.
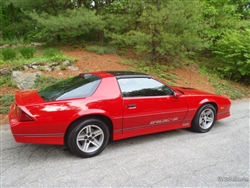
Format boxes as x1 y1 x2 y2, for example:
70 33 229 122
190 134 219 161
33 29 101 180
15 90 44 106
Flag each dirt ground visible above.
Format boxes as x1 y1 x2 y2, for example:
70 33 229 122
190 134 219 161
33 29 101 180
0 48 230 125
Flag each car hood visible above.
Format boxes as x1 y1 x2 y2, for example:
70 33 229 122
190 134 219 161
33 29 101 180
15 90 45 106
172 86 215 96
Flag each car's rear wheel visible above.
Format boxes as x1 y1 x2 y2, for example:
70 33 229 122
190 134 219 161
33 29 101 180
191 104 216 133
67 118 109 158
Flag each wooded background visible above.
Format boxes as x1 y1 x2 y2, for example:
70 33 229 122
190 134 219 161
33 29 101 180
1 0 250 83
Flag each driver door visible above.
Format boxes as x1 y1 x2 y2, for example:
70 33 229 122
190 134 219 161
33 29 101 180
117 77 188 132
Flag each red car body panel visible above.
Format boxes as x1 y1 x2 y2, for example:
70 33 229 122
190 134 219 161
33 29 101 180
9 71 231 145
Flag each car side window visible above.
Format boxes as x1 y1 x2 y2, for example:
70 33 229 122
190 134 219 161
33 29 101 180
118 78 174 97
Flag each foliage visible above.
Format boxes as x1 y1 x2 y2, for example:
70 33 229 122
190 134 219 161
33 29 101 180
202 0 250 41
199 65 250 99
1 0 249 86
42 48 75 62
0 0 34 40
29 6 104 43
19 46 35 59
43 48 60 58
109 0 211 62
0 94 14 114
0 74 13 87
0 37 25 45
212 29 250 83
120 59 179 85
1 48 16 60
32 75 61 89
85 45 117 54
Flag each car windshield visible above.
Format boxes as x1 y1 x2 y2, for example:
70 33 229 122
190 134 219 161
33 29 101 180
38 74 101 101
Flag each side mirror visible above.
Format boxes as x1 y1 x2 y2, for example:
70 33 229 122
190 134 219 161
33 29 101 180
173 91 180 98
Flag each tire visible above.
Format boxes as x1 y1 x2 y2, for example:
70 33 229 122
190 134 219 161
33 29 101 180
191 104 216 133
67 118 110 158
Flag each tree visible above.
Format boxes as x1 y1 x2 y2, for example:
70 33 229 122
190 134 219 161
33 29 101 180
108 0 211 62
0 0 31 40
202 0 250 41
212 29 250 83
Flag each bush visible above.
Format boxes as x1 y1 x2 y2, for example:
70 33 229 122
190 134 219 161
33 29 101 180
0 75 11 87
42 48 70 62
43 48 60 58
0 94 14 114
85 45 117 54
212 29 250 84
19 46 35 59
33 75 61 89
1 48 16 60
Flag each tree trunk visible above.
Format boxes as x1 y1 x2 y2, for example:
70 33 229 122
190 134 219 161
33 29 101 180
98 29 104 43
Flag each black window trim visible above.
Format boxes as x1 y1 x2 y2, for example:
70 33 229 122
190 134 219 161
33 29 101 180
116 77 175 97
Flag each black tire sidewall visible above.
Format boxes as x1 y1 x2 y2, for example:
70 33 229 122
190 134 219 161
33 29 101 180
192 104 216 133
68 118 110 158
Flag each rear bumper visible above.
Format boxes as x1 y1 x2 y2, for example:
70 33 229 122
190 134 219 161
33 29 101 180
8 103 64 145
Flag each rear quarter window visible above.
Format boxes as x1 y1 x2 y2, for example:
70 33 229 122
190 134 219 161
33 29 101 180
38 74 101 101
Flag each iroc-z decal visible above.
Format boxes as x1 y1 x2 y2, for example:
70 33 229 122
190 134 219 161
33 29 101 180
150 117 179 125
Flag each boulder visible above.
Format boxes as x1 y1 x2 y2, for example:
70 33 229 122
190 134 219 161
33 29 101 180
0 68 10 75
12 71 42 90
68 65 79 71
43 65 52 72
62 60 71 66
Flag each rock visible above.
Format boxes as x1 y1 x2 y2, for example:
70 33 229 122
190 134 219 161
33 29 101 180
68 65 79 71
0 68 10 75
32 65 39 69
24 64 32 68
62 60 71 66
50 62 60 67
32 62 43 66
23 66 29 70
0 44 10 49
30 42 42 46
54 65 61 71
12 71 42 90
43 65 52 72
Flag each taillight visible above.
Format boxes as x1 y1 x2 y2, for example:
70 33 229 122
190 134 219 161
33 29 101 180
17 106 33 122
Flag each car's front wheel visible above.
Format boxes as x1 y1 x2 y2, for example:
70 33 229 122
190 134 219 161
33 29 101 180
67 118 110 158
191 104 216 133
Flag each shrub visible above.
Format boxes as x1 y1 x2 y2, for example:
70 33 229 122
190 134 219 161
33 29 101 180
19 46 35 59
0 75 12 87
32 75 61 89
1 48 16 60
42 48 71 62
85 45 117 54
0 94 14 114
0 94 14 106
43 48 60 58
212 29 250 84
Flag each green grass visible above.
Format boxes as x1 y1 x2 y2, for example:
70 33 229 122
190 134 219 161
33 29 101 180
0 37 25 45
32 75 62 89
0 47 76 71
0 74 16 87
85 45 117 55
0 94 14 114
199 66 250 99
19 46 36 59
1 48 17 60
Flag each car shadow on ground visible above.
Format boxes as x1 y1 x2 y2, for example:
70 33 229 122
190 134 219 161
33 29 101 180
3 121 227 160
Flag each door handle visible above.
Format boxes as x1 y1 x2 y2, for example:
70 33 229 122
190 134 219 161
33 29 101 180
128 104 136 109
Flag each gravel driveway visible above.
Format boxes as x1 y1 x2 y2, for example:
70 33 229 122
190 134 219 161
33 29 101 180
1 99 249 187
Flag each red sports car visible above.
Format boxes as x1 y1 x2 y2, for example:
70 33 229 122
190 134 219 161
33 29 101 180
9 71 231 158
